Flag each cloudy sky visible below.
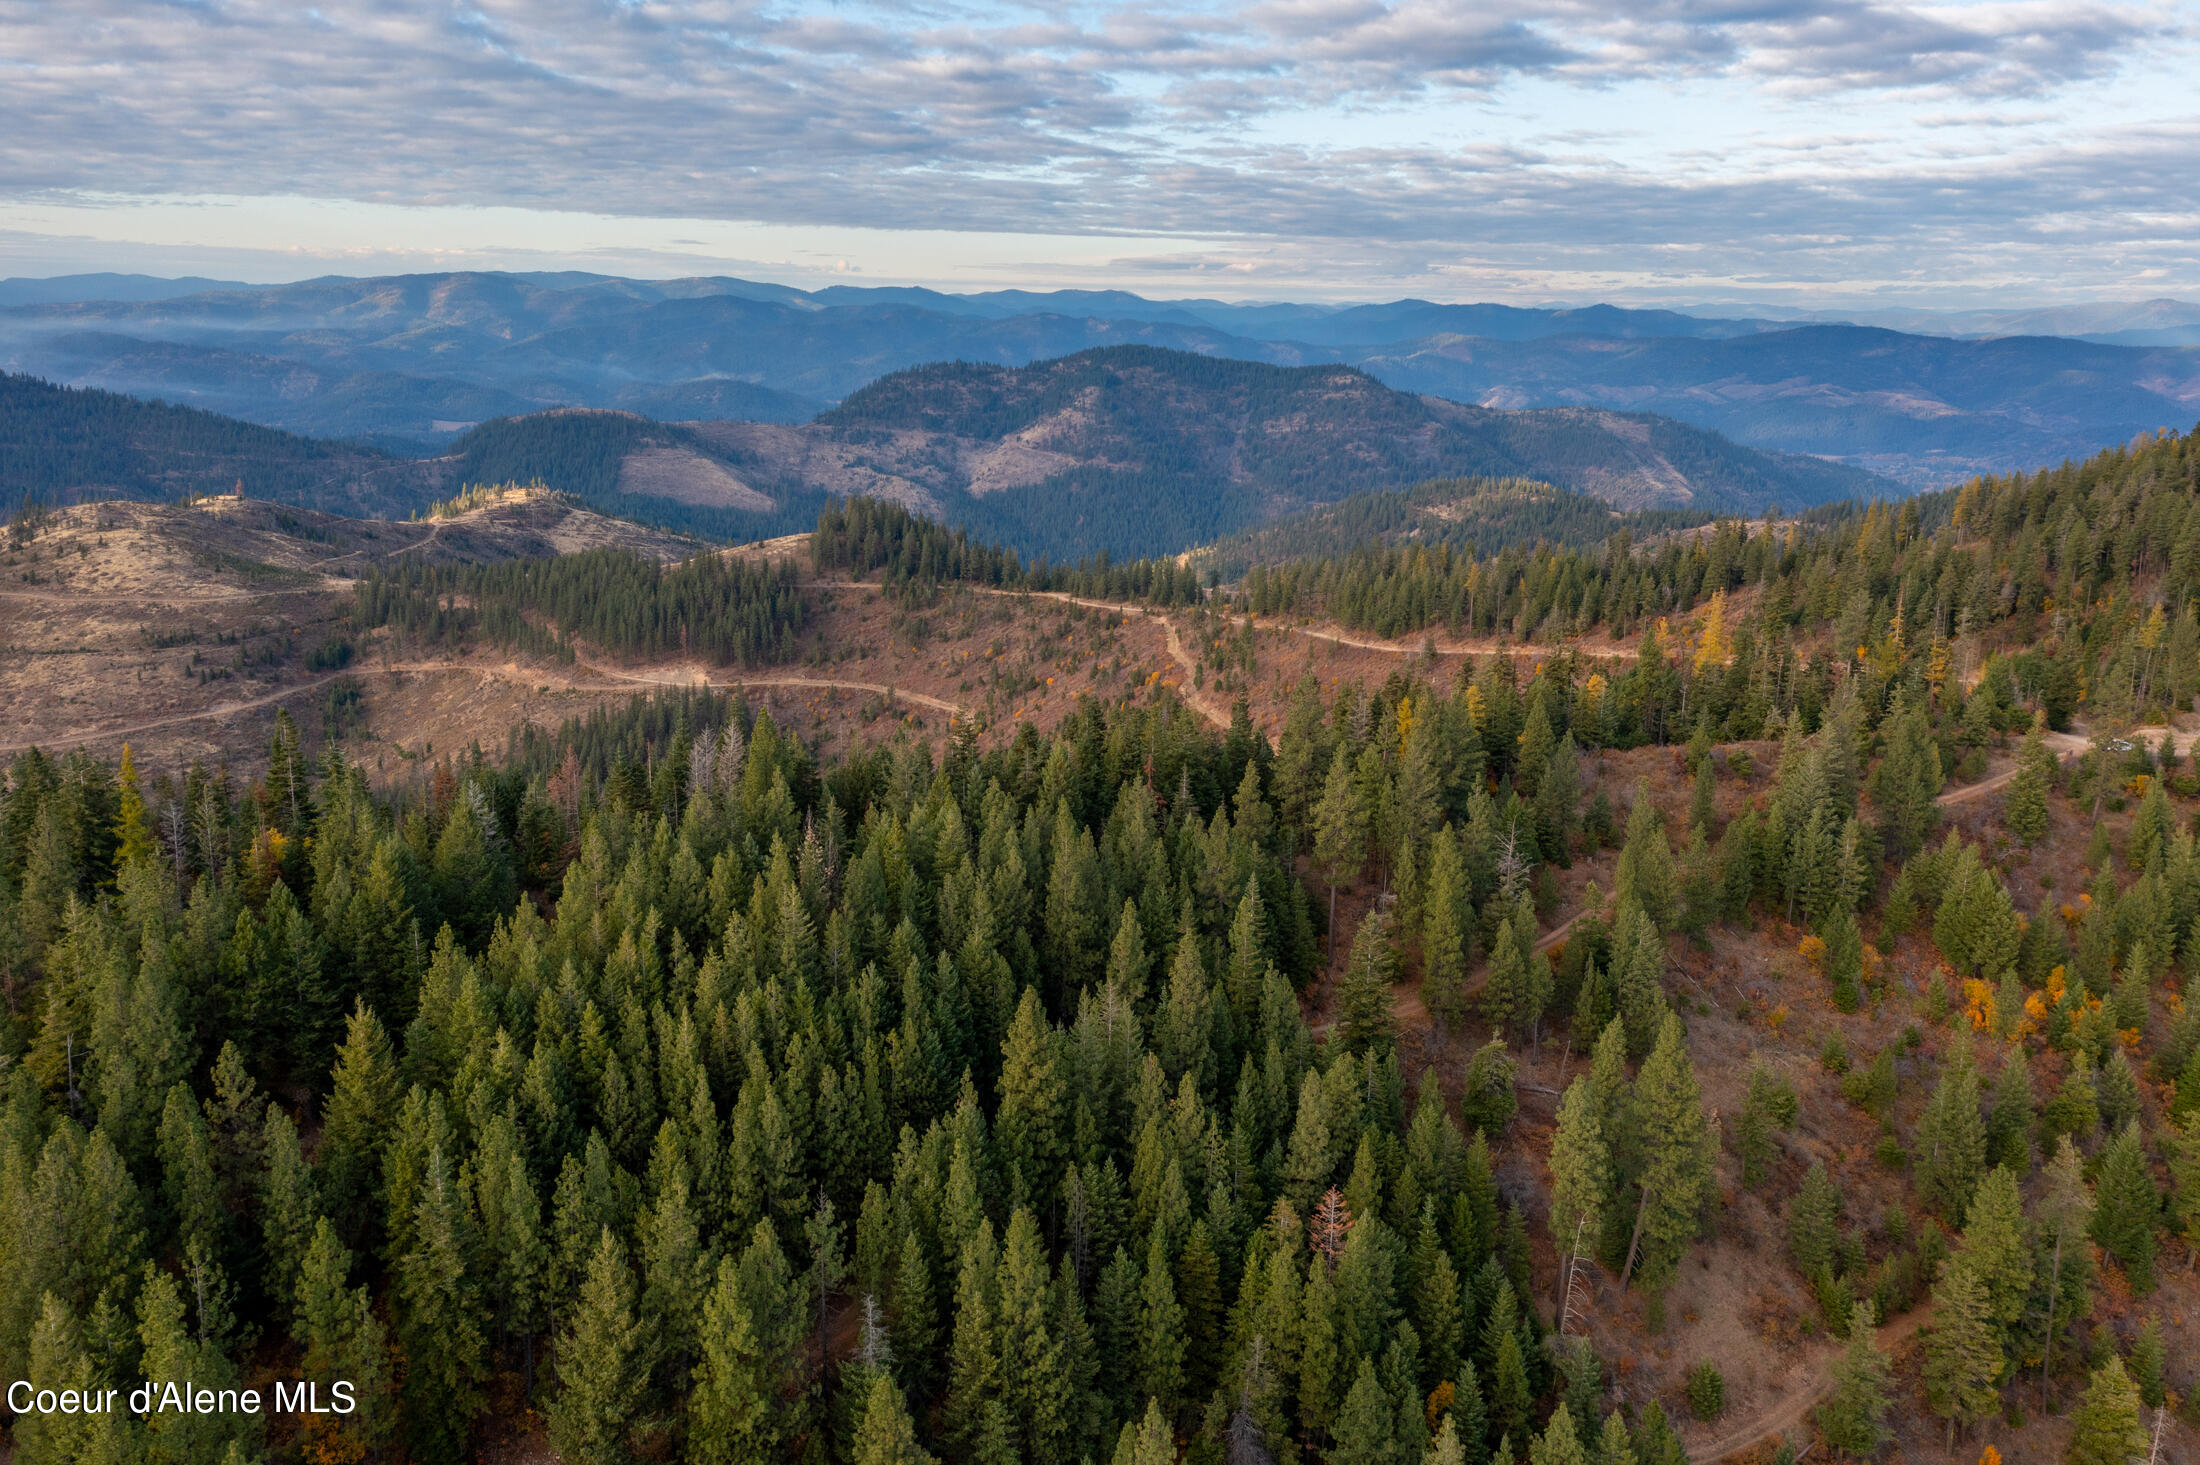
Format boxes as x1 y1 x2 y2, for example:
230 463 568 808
2 0 2196 306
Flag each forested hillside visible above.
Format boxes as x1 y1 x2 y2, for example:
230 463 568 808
1235 427 2200 726
0 372 440 517
817 347 1882 559
1196 479 1709 578
353 548 809 666
6 429 2200 1465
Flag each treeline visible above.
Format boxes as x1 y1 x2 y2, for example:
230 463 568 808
1238 427 2200 726
813 497 1208 606
353 547 807 665
1202 478 1714 578
0 371 385 513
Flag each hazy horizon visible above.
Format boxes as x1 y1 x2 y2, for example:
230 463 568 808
6 1 2198 311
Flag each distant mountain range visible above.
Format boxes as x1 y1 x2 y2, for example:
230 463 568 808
1 348 1882 558
2 271 2194 486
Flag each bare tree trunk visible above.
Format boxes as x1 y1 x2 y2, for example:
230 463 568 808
2041 1228 2063 1412
1619 1184 1653 1291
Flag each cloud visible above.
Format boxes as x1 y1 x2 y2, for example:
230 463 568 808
0 0 2192 301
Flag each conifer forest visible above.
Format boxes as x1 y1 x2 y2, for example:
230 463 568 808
6 424 2200 1465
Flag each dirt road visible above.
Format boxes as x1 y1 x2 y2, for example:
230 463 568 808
1278 621 1640 663
969 586 1232 728
1936 725 2197 807
1687 1304 1931 1461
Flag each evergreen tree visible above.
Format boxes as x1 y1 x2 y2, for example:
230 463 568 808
1314 746 1370 947
2004 713 2053 846
1816 1299 1892 1460
2036 1135 2097 1406
549 1227 647 1465
691 1223 808 1465
1137 1227 1187 1416
855 1372 939 1465
1481 903 1549 1041
395 1144 487 1465
1612 784 1677 930
1548 1076 1611 1280
1870 695 1943 860
2128 1317 2167 1411
1528 1403 1588 1465
319 1001 400 1252
2091 1122 2161 1294
1916 1038 1987 1222
2064 1357 2148 1465
1337 909 1400 1057
1331 1358 1395 1465
1921 1262 2003 1451
1952 1165 2030 1333
1421 829 1471 1031
1625 1013 1712 1289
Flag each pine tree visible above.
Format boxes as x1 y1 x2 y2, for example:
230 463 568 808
1481 904 1549 1040
1625 1013 1712 1289
1426 1414 1467 1465
1488 1327 1532 1454
691 1223 807 1465
289 1226 386 1447
1137 1226 1186 1416
997 987 1066 1206
1787 1161 1841 1278
1916 1038 1987 1222
258 1106 320 1328
1922 1262 2004 1450
1548 1076 1611 1283
1952 1165 2031 1333
2004 713 2054 845
395 1143 487 1465
1422 828 1471 1031
115 743 156 867
1331 1358 1395 1465
1314 746 1371 950
1612 784 1677 930
855 1372 939 1465
1528 1403 1589 1465
2091 1122 2160 1294
319 1000 400 1251
2036 1135 2096 1407
1592 1411 1634 1465
2165 1114 2200 1268
549 1227 647 1465
2064 1357 2148 1465
1816 1299 1892 1459
1336 908 1400 1056
2128 1317 2167 1410
1112 1398 1175 1465
1870 694 1944 860
138 1262 254 1465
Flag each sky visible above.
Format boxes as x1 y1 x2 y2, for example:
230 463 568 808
2 0 2197 308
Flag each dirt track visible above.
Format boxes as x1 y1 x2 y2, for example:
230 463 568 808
1687 1304 1931 1461
1936 725 2197 807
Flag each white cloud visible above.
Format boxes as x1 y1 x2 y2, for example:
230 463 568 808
0 0 2193 301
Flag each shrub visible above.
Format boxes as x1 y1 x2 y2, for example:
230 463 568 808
1686 1361 1726 1421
